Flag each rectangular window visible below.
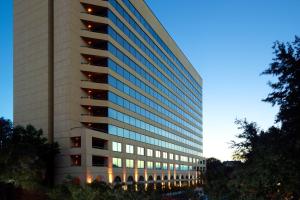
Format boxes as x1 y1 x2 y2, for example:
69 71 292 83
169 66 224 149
126 159 134 168
147 149 153 157
169 163 174 170
137 147 144 155
162 152 167 159
137 160 144 169
162 163 167 170
112 141 122 152
169 153 174 160
70 137 81 148
92 156 106 167
124 129 130 138
155 162 161 170
155 151 161 158
126 144 134 154
180 156 188 162
112 158 122 168
147 161 153 169
70 155 81 166
175 154 179 161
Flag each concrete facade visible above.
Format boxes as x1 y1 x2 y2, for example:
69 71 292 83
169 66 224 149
14 0 205 185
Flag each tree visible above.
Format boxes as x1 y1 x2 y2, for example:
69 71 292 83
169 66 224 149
262 36 300 198
230 121 284 199
204 158 240 200
262 36 300 132
0 118 13 150
0 119 59 189
229 36 300 199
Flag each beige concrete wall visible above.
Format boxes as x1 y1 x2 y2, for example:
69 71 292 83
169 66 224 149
14 0 50 137
53 0 86 183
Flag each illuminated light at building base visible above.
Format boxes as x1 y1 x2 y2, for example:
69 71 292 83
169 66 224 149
86 176 93 184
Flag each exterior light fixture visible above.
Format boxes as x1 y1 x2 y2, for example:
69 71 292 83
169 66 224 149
87 8 92 13
87 176 93 184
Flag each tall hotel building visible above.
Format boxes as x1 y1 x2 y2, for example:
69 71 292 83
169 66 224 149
14 0 204 184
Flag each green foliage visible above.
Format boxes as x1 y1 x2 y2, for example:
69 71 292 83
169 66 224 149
262 36 300 197
47 177 203 200
204 158 241 200
262 36 300 131
229 36 300 199
0 119 59 190
205 36 300 200
230 122 284 199
0 117 13 150
47 179 161 200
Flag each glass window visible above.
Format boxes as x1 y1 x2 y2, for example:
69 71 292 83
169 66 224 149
116 127 123 137
112 142 122 152
175 154 179 161
124 84 130 95
126 144 134 154
112 158 122 168
126 159 134 168
123 129 130 138
155 151 160 158
163 152 167 159
169 153 174 160
155 162 161 170
137 160 144 169
147 149 153 157
147 161 153 169
129 131 135 140
117 111 123 121
137 147 144 155
108 125 117 135
169 164 174 170
180 156 188 162
70 155 81 166
108 108 116 119
116 80 123 91
124 115 130 124
162 163 167 170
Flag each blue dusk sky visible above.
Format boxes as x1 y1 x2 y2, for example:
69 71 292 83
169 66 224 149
1 1 299 161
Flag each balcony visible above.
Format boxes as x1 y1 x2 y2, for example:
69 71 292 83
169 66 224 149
71 137 81 148
81 37 107 51
81 88 107 99
81 3 108 18
71 155 81 166
81 54 108 67
92 155 108 167
92 137 108 150
82 105 107 116
82 71 107 83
